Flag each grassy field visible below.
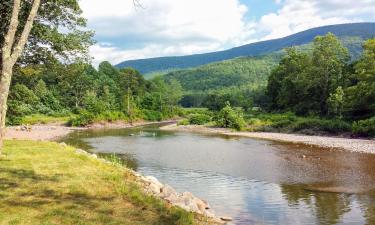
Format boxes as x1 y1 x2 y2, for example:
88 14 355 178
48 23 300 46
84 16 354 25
20 114 73 125
0 140 203 225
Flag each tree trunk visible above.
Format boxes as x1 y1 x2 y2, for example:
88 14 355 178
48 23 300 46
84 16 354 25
0 63 13 154
0 0 41 154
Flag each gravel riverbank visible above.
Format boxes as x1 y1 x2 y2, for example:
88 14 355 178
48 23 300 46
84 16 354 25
161 124 375 154
5 120 177 141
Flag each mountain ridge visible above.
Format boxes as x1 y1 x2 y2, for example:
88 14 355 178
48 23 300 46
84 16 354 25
116 23 375 74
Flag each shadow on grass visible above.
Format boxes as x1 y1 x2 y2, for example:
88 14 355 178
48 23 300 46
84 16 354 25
0 167 61 182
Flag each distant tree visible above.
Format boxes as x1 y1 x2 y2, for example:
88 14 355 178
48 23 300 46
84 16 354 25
346 38 375 118
327 86 345 119
310 33 350 116
267 48 311 113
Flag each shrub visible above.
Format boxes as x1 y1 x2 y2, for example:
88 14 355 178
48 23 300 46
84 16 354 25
177 119 190 126
142 110 163 121
215 102 245 130
96 111 127 122
188 114 211 125
292 118 351 134
352 117 375 137
69 110 95 126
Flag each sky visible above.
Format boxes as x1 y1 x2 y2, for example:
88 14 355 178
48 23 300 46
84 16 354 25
78 0 375 66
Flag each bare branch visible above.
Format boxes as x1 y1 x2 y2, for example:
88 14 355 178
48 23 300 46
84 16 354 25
10 0 42 65
2 0 21 58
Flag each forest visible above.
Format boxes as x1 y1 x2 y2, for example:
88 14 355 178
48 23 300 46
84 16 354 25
7 62 183 126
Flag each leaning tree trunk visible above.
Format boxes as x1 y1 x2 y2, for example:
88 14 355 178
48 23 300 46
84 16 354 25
0 0 41 154
0 63 13 154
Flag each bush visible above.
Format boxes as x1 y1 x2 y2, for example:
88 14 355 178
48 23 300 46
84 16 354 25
292 118 351 134
177 119 190 126
142 110 163 121
352 117 375 137
188 114 211 125
215 102 245 130
69 110 95 126
95 111 127 122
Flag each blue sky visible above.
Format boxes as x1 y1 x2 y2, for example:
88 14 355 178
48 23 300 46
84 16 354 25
79 0 375 66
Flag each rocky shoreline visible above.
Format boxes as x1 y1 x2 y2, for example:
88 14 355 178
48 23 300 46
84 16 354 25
71 145 228 224
161 124 375 154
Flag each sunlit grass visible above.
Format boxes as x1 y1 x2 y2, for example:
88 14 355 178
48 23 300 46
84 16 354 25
0 140 200 225
20 114 74 125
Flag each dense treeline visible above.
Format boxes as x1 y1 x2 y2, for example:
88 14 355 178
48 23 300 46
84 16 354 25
7 62 183 125
266 33 375 135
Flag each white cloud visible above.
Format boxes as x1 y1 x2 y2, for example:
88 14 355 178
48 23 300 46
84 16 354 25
80 0 375 65
257 0 375 40
81 0 255 64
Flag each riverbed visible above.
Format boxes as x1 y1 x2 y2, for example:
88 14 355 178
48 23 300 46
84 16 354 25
62 124 375 225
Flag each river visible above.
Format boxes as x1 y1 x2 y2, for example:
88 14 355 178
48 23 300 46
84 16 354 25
62 124 375 225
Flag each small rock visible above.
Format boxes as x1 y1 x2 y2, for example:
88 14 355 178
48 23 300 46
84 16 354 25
60 142 67 147
160 184 177 198
220 216 233 222
142 176 163 188
75 148 87 154
90 154 98 159
148 182 162 194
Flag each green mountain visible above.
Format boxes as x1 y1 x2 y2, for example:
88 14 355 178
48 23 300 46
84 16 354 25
116 23 375 74
161 35 371 108
163 53 281 92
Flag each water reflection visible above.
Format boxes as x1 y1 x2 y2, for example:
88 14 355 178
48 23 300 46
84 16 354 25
62 125 375 225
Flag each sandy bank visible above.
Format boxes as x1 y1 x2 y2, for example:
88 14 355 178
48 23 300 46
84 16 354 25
5 120 177 141
5 125 81 141
161 124 375 154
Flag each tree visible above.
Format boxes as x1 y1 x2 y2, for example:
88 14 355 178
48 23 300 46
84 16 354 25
346 38 375 118
266 48 312 113
310 33 350 116
0 0 92 153
327 86 345 118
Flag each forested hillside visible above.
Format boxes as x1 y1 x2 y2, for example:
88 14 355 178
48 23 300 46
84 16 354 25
160 35 367 108
117 23 375 74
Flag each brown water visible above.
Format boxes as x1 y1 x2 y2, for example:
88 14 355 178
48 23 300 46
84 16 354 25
62 125 375 225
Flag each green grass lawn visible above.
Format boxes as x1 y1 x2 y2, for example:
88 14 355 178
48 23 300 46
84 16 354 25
20 114 74 125
0 140 203 225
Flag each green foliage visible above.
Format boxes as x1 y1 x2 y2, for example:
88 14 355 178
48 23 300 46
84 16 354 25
0 0 94 66
327 86 345 118
266 33 369 118
215 102 245 130
68 110 95 126
177 119 190 126
8 61 184 126
247 112 352 134
142 110 163 121
346 38 375 119
291 118 351 134
352 117 375 137
188 114 211 125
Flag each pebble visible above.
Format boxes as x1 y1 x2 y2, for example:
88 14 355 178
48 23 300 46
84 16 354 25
220 216 233 222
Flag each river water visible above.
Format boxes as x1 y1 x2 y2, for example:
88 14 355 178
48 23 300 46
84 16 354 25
62 124 375 225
